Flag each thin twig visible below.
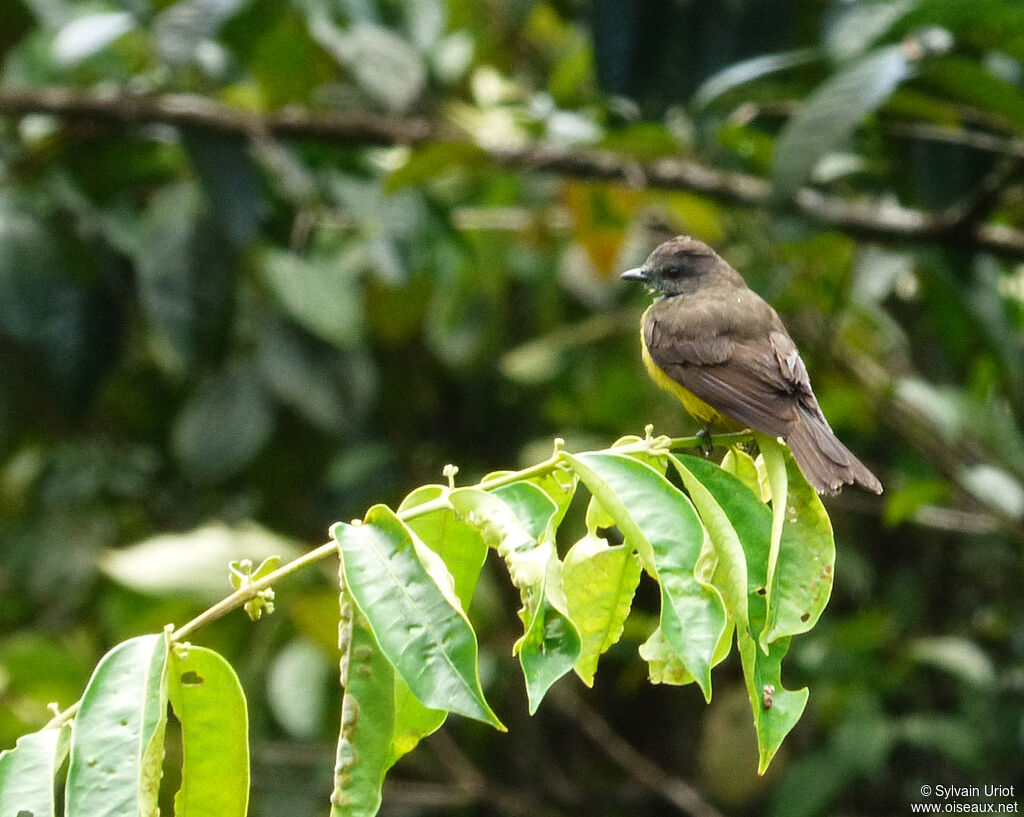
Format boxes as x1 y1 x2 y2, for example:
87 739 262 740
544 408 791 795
549 686 728 817
3 88 1024 257
424 729 555 817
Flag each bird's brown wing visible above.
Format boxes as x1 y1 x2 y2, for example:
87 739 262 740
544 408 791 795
646 308 883 493
645 302 812 437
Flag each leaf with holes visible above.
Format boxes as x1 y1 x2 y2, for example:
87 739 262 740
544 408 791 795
168 646 249 817
331 506 503 729
671 454 809 773
65 634 170 817
449 485 582 713
332 592 396 817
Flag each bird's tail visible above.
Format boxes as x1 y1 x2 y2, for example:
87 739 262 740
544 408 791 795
784 409 883 495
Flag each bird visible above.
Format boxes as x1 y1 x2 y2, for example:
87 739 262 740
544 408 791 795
621 236 882 495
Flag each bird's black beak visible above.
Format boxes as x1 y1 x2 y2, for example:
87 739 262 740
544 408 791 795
620 268 648 282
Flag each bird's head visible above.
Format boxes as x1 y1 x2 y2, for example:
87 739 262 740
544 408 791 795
621 236 736 296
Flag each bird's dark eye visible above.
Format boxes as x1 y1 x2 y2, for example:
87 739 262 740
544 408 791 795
665 267 682 277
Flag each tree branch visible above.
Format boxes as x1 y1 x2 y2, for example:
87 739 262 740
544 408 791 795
549 686 728 817
2 87 1023 257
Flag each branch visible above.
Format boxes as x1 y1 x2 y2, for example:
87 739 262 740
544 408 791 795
3 87 1024 257
41 429 745 731
549 686 728 817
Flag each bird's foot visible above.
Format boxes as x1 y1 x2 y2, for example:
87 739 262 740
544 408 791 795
696 427 714 457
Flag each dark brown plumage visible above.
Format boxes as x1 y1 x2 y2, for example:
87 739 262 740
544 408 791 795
622 236 882 495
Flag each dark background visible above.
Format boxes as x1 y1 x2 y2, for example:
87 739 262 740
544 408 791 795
2 0 1023 814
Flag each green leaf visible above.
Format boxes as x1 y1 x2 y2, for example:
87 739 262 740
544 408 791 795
259 246 365 349
670 455 809 773
756 433 789 652
585 492 618 534
384 483 492 766
385 142 489 192
693 48 820 109
311 20 426 112
385 682 443 772
53 11 135 65
255 321 352 436
562 534 642 686
134 182 234 376
153 0 242 65
182 131 268 248
332 592 396 817
919 56 1024 132
738 634 807 776
168 646 249 817
773 45 911 199
103 522 298 601
520 467 578 531
0 725 70 817
448 486 581 713
331 507 503 729
65 633 170 817
760 450 835 645
567 451 726 701
609 433 670 473
171 364 275 484
398 485 489 617
0 198 100 403
721 447 767 500
490 481 561 540
825 0 921 60
266 639 330 738
639 621 734 686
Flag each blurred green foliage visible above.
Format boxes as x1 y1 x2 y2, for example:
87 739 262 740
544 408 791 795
1 0 1024 814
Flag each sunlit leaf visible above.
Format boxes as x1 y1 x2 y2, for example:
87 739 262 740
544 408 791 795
639 622 734 686
721 447 765 500
398 485 489 608
562 534 641 686
382 483 492 766
825 0 921 60
567 451 726 701
449 486 581 713
168 645 249 817
760 450 835 647
670 455 750 633
52 11 134 65
756 433 789 649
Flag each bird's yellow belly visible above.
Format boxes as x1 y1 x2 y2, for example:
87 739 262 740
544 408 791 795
640 331 735 428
